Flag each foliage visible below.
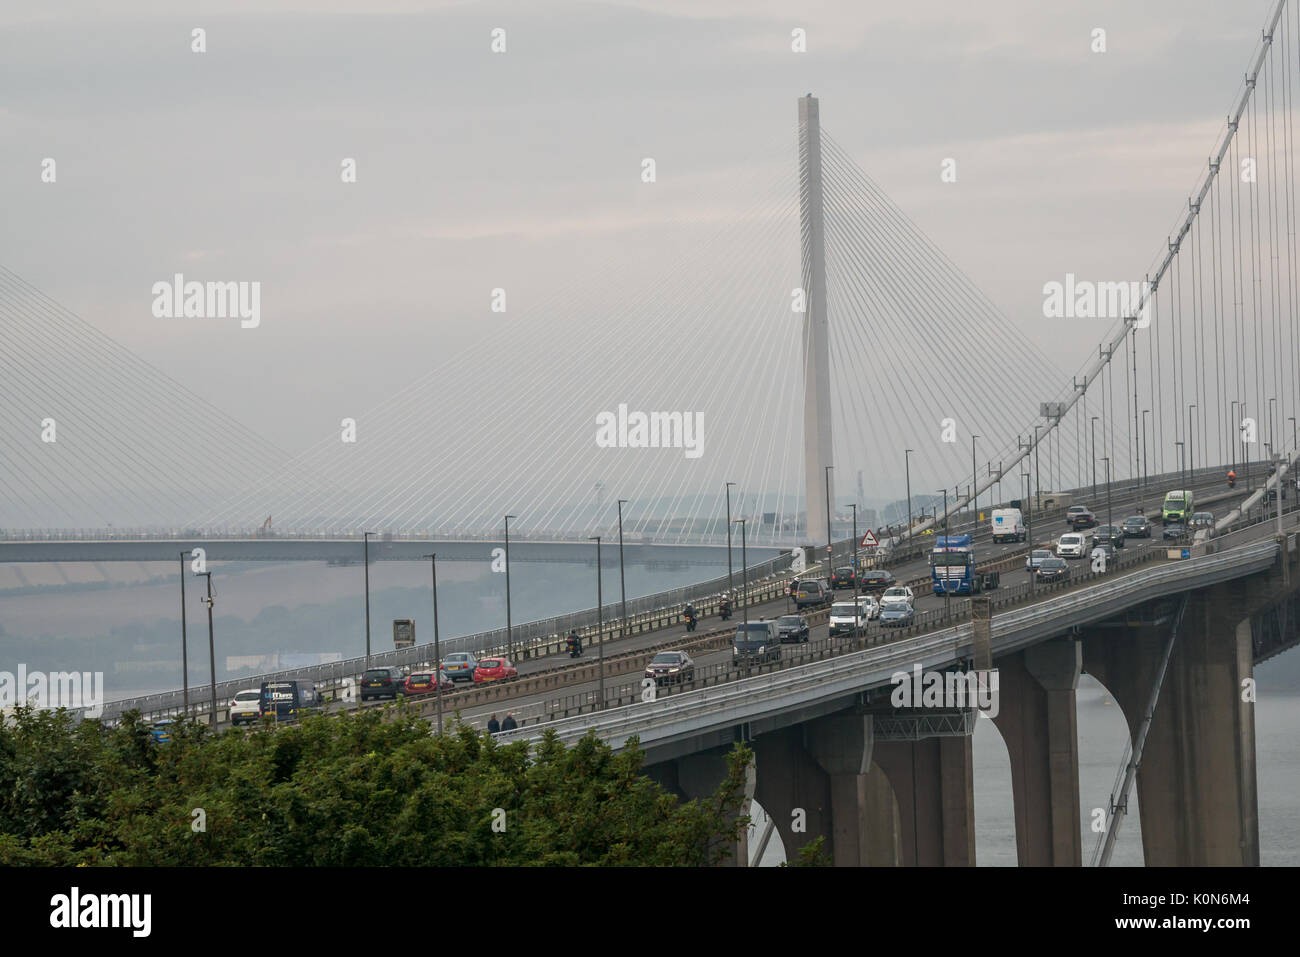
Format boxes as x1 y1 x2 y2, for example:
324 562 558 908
0 706 752 866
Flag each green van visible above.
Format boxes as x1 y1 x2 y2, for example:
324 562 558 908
1162 489 1194 523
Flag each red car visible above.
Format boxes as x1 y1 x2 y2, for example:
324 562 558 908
403 671 455 697
472 657 518 683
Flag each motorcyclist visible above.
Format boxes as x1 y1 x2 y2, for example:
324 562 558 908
718 593 732 619
684 602 698 631
1228 469 1237 488
566 629 582 657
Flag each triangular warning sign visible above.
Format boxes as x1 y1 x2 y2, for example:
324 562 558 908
860 529 879 548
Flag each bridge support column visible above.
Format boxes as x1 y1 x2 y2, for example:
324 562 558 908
1082 585 1259 866
803 714 875 866
872 735 975 866
753 725 832 862
674 746 756 866
991 638 1082 866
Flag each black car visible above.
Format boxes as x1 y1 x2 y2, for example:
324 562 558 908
831 566 856 589
1189 511 1215 529
1089 525 1126 549
1090 542 1117 567
793 579 832 609
645 651 695 686
1162 522 1187 541
1122 515 1151 538
1066 506 1098 530
775 614 810 643
858 569 896 591
360 666 407 701
1035 557 1070 582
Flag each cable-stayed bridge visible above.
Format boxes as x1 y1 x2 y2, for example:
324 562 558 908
6 0 1300 869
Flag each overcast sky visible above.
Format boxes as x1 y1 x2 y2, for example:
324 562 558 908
0 0 1283 515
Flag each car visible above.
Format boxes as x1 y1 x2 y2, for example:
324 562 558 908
879 585 914 610
402 671 455 697
775 614 810 643
229 689 261 726
856 594 880 620
472 657 518 683
1089 542 1117 566
1122 515 1152 538
1162 521 1187 541
858 570 897 592
1190 511 1215 528
1066 505 1098 530
1056 533 1086 558
1089 525 1126 549
442 652 479 683
150 719 175 744
793 579 832 609
361 666 407 701
1035 557 1069 582
732 621 782 665
879 605 915 628
1025 549 1052 572
645 650 695 685
831 566 856 589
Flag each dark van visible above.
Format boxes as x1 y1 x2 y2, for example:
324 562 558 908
259 679 319 722
733 621 782 665
793 579 831 609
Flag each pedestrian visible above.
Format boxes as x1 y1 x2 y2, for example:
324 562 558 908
487 713 500 734
501 712 517 732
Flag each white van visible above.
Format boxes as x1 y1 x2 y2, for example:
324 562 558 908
991 508 1026 544
1056 532 1086 558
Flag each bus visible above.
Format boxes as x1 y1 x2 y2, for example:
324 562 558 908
259 679 320 722
931 534 977 595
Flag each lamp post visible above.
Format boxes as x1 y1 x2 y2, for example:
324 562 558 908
1033 426 1043 512
938 488 950 618
971 434 980 525
725 482 735 599
198 571 217 729
904 449 913 540
1189 404 1197 482
617 499 628 639
1175 441 1186 525
850 503 860 634
363 531 374 666
179 550 190 718
1024 472 1035 595
1090 416 1099 499
504 515 516 660
1141 409 1150 512
590 536 605 710
824 465 834 569
734 518 749 677
422 553 444 735
1101 456 1113 531
1290 416 1297 453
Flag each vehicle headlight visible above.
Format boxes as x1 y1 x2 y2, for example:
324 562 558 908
668 667 680 672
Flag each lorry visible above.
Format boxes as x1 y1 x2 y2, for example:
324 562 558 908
1161 489 1194 524
991 508 1026 543
931 534 978 595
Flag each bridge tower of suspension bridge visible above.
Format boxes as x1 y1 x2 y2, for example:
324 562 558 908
799 94 834 545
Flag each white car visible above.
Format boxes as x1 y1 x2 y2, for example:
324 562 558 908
1056 533 1086 558
229 689 261 726
856 594 880 620
879 586 914 610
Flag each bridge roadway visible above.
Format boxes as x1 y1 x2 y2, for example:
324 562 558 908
198 472 1259 732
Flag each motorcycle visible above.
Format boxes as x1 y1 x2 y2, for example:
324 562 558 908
684 610 698 632
566 635 583 658
719 598 732 621
1228 475 1237 489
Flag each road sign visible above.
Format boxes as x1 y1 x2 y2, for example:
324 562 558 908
860 529 879 548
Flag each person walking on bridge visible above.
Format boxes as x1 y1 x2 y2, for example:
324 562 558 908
501 712 517 732
487 714 500 734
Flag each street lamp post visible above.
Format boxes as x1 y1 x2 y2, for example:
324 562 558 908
1101 456 1113 531
363 531 374 666
1141 410 1150 512
1023 472 1035 595
1290 417 1297 453
423 553 444 735
1090 416 1099 499
1175 441 1186 524
938 488 950 619
179 550 190 718
617 500 628 639
725 482 735 599
735 518 749 677
199 571 217 729
1033 426 1043 511
904 449 913 540
504 515 516 660
590 536 605 710
971 434 980 526
850 503 860 635
824 465 833 569
1189 404 1197 482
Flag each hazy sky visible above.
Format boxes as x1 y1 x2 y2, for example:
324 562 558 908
0 0 1286 526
